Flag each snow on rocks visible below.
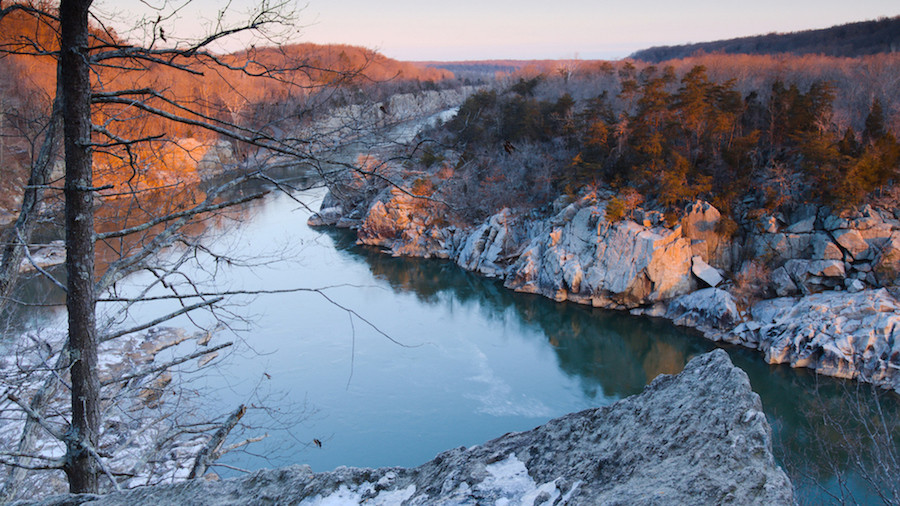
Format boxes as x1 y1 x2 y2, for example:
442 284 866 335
0 327 227 500
31 350 793 506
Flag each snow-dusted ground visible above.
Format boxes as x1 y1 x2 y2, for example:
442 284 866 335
0 327 226 500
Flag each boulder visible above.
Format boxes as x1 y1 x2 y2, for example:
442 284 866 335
666 288 740 331
832 229 869 260
30 351 793 506
735 289 900 392
691 256 723 287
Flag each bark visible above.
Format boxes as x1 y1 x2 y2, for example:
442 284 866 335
60 0 100 494
188 404 246 479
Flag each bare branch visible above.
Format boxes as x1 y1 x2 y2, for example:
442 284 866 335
101 341 233 387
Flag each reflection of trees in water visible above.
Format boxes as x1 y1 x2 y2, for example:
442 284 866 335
324 227 713 399
324 226 900 503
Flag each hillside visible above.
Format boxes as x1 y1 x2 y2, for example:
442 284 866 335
0 9 454 203
631 16 900 63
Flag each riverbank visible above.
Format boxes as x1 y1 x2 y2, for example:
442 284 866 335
310 176 900 393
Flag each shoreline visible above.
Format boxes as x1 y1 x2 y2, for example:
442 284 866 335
310 185 900 394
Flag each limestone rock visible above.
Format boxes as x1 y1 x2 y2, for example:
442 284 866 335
832 229 870 260
666 288 739 331
691 256 723 287
731 289 900 392
31 351 793 506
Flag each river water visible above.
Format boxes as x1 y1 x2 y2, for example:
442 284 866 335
8 184 897 503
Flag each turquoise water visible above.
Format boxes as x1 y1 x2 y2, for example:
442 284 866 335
9 188 897 503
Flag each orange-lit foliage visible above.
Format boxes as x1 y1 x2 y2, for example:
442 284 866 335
0 10 452 196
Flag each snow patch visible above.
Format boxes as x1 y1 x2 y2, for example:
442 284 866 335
299 483 415 506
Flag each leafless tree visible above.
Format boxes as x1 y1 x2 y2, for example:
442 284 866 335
0 0 406 498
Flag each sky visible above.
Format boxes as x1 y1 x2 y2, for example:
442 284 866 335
101 0 900 61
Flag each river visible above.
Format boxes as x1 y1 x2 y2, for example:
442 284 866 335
6 183 897 503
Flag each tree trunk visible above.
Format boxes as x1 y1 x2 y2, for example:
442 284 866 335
60 0 100 494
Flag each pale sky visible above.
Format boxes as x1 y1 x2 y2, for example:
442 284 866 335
101 0 900 61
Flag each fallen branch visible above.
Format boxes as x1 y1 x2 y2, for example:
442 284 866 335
188 404 247 479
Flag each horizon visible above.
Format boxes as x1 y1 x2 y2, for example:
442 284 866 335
98 0 900 61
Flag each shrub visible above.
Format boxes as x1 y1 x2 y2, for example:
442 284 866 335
605 197 625 222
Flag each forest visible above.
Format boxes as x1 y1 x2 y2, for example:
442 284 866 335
631 15 900 62
0 7 452 201
415 53 900 227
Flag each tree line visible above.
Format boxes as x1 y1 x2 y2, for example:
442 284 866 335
631 15 900 63
438 57 899 221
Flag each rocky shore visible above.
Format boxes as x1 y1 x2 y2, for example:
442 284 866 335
310 177 900 393
26 350 794 505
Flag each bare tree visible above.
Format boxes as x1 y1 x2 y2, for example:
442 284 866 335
0 0 399 497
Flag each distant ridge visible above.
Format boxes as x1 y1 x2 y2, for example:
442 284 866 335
630 16 900 63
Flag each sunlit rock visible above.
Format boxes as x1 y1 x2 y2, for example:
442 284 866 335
505 201 694 307
833 229 870 260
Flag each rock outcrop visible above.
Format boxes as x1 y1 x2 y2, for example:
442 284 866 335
505 202 696 308
727 289 900 391
29 350 793 506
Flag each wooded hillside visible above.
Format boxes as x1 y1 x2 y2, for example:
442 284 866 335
631 16 900 63
0 9 453 199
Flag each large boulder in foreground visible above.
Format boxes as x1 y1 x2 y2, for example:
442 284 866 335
32 350 792 505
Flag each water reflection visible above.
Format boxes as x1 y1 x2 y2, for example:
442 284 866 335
323 226 899 505
326 227 716 397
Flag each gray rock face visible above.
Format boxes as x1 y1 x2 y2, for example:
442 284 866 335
456 208 517 277
729 289 900 392
666 288 739 331
31 350 793 506
504 199 694 308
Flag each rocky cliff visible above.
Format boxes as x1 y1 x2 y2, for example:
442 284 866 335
310 178 900 393
27 350 794 505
